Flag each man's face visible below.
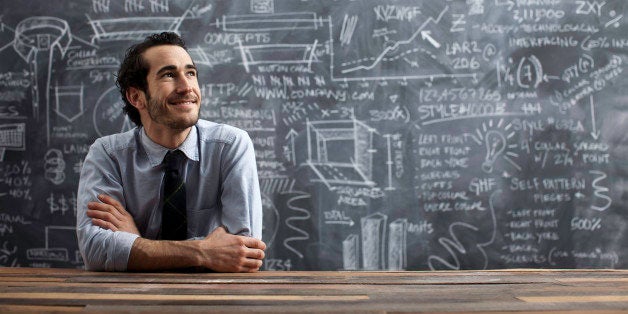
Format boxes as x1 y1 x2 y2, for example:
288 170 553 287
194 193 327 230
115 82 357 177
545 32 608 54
141 45 201 130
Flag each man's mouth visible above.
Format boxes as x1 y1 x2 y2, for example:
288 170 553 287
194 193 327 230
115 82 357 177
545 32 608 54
169 97 197 106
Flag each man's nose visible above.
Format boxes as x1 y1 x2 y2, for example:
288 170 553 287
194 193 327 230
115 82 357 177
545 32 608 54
176 76 194 93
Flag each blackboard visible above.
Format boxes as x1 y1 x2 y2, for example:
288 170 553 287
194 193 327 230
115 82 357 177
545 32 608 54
0 0 627 270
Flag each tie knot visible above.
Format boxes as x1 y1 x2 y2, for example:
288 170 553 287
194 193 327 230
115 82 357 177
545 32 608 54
163 150 185 171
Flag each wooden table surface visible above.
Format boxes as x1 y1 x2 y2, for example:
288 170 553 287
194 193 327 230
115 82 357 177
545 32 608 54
1 267 628 313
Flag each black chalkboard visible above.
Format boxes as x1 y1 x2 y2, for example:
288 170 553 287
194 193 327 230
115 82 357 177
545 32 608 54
0 0 627 270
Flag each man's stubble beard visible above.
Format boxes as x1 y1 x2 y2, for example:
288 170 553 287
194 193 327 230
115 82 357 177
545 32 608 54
145 90 199 130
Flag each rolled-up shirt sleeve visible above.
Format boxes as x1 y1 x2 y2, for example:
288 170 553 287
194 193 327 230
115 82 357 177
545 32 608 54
76 138 139 271
219 129 262 239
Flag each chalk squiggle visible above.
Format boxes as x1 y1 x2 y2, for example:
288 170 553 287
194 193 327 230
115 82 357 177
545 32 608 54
590 170 612 212
283 193 311 258
427 190 500 270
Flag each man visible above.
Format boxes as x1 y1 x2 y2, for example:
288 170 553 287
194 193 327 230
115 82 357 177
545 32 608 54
76 32 266 272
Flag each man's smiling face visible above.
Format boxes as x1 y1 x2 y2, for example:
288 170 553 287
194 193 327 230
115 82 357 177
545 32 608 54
141 44 201 131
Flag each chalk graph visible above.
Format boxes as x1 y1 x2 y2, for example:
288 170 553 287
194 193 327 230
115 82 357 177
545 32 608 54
331 4 476 82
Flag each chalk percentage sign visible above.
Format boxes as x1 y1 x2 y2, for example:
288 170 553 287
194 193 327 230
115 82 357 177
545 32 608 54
605 10 623 28
591 218 602 230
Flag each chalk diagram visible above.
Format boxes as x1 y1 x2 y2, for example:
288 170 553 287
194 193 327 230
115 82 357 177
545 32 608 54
0 16 98 145
0 123 26 162
282 191 311 259
331 4 476 82
54 84 84 123
0 17 72 146
303 118 377 189
427 189 501 270
469 119 521 175
26 226 81 265
93 86 134 137
589 170 612 212
342 212 408 270
4 17 72 121
261 193 280 248
212 9 325 73
86 2 204 43
44 148 66 185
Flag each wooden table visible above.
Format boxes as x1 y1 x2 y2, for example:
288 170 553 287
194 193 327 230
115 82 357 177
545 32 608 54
1 267 628 313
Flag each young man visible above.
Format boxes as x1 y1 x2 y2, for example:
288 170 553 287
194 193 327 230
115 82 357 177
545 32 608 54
76 32 265 272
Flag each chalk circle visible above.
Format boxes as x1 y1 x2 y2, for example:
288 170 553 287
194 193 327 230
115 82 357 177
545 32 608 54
93 86 133 137
262 192 280 248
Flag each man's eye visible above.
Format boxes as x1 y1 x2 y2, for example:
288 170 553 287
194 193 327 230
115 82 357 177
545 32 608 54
162 73 174 78
188 71 197 76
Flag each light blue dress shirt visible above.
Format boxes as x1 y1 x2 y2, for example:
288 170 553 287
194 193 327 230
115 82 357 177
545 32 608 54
76 119 262 271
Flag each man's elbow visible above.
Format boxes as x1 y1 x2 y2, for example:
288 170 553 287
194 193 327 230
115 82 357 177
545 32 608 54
77 232 119 272
79 245 108 271
82 258 106 271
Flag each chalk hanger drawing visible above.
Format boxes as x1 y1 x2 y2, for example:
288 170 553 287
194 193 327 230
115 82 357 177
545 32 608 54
86 13 185 43
222 10 324 73
86 2 209 43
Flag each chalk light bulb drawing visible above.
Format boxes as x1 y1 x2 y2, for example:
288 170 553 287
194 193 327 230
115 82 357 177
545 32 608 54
482 130 506 173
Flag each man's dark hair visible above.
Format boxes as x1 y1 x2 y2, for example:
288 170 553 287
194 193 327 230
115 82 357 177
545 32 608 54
116 32 188 127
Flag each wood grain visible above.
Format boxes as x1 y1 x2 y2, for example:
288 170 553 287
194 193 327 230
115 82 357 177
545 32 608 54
1 267 628 313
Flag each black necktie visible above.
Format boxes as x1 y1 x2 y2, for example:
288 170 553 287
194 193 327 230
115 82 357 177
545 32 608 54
161 150 187 240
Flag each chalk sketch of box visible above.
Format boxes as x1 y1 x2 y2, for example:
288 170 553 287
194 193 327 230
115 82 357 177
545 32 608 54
388 218 408 270
343 233 360 270
0 123 26 161
26 226 79 264
305 119 376 188
361 212 387 270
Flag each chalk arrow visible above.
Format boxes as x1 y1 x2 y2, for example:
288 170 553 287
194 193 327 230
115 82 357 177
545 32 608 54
285 129 298 165
542 74 560 82
590 95 601 140
495 0 515 11
420 31 440 48
325 220 355 226
285 128 298 141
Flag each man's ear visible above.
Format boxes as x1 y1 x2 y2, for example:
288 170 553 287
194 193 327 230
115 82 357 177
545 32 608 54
126 87 146 110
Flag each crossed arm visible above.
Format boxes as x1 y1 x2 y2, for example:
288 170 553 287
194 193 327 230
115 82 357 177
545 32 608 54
87 194 266 272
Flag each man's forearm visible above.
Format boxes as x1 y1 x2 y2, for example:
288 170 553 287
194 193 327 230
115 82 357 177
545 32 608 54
126 227 265 272
127 237 201 271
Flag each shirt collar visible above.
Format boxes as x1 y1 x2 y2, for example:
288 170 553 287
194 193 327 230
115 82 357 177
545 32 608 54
139 126 199 167
14 17 72 62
